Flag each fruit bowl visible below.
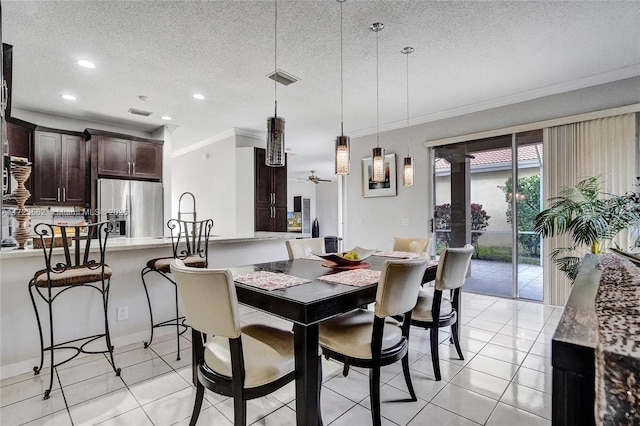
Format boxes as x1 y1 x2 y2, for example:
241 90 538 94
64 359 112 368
314 246 376 266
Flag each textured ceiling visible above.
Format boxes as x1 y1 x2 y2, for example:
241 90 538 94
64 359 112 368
3 1 640 180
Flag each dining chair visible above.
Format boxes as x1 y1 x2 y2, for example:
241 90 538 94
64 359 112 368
411 245 473 381
141 218 214 360
28 222 120 399
170 259 299 426
318 255 429 426
393 236 431 254
285 237 325 259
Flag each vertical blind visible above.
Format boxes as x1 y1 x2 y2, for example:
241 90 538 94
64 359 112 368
543 113 637 306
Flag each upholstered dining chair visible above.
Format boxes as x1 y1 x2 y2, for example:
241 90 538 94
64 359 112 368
392 236 431 254
141 218 214 360
170 260 298 426
411 245 473 381
28 222 120 399
285 237 325 259
318 255 429 426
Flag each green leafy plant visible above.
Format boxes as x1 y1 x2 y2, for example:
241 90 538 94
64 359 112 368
499 175 541 257
434 203 490 255
533 176 640 280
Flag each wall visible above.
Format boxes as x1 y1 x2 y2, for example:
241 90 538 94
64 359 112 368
344 77 640 253
315 179 340 238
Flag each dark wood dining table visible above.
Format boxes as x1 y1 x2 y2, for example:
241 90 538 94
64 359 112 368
231 255 438 426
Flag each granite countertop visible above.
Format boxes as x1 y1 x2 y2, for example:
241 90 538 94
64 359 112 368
0 231 310 259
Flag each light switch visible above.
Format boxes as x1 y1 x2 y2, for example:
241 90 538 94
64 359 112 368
402 217 410 226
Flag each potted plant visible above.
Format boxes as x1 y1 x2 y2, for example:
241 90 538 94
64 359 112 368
534 175 640 280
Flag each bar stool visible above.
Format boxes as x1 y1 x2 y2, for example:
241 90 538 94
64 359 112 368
141 218 213 360
28 221 120 400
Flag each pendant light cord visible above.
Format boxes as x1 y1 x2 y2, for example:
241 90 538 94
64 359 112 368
375 25 380 149
274 0 278 117
340 0 344 136
406 47 410 156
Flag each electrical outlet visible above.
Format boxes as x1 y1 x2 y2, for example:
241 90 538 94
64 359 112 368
117 306 128 321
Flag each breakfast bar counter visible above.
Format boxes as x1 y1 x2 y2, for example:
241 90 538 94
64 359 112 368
0 232 304 378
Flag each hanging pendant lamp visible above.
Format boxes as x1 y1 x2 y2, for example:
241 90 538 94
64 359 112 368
402 46 414 186
334 0 350 175
266 0 285 167
370 22 385 183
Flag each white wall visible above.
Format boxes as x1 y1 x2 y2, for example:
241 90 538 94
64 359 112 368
344 77 640 252
171 135 237 236
316 180 340 237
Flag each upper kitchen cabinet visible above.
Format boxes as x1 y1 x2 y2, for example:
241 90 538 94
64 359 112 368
4 118 35 204
254 147 287 232
33 128 86 206
85 129 163 181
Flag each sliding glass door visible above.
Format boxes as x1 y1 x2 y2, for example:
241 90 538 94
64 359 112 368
433 130 543 300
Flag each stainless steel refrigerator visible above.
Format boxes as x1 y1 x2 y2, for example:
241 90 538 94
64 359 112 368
98 179 163 238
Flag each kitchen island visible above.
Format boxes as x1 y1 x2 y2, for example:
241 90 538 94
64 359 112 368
0 232 307 379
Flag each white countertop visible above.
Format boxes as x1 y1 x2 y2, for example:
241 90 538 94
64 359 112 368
0 232 311 259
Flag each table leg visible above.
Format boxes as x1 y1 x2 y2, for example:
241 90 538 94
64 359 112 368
293 323 322 426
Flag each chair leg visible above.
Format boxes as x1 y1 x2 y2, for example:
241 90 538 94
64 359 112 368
189 380 205 426
401 352 417 401
141 269 155 349
44 292 55 399
342 363 350 377
451 323 464 360
174 283 181 361
28 283 45 376
430 327 441 381
369 364 382 426
233 398 247 426
102 278 121 376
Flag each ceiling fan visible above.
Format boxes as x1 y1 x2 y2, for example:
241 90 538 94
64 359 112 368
307 171 331 184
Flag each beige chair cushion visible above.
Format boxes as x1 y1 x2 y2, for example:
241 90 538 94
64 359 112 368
435 245 474 290
411 287 453 322
204 324 295 388
285 238 325 259
393 237 430 254
375 255 429 318
33 265 112 287
148 255 206 272
319 309 402 359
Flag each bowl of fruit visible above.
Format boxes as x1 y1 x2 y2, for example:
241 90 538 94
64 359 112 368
314 246 376 266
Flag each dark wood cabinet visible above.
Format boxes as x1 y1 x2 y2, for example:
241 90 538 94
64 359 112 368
87 129 163 181
5 118 35 204
33 129 86 205
254 148 287 232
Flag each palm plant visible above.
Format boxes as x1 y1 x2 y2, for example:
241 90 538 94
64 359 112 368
534 176 640 280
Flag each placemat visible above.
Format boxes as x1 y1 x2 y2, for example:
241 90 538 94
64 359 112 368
234 271 311 291
317 269 381 287
374 250 420 259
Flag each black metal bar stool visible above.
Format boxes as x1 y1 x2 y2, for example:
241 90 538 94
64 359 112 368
28 221 120 400
141 218 214 360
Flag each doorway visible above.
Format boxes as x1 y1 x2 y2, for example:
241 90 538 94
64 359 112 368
433 130 543 300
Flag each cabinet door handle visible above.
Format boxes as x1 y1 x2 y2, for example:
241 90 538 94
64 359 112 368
128 161 131 174
57 188 61 202
132 162 136 175
62 188 66 202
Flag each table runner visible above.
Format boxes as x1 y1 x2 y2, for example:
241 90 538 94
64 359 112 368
234 271 311 291
374 250 420 259
317 269 381 287
594 254 640 425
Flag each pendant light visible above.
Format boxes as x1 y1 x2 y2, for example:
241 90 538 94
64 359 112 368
402 46 414 186
370 22 385 183
266 0 285 167
334 0 350 175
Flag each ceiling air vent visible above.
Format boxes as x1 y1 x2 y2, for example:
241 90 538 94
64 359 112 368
267 69 299 86
128 108 153 117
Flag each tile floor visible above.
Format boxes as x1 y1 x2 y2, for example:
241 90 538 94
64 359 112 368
1 293 559 425
463 259 543 302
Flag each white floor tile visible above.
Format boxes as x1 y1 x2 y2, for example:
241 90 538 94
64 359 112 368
56 358 117 388
0 390 67 426
129 371 191 405
387 368 447 402
489 333 535 352
215 394 284 425
173 406 232 426
62 372 126 407
360 383 428 425
94 407 153 426
120 357 172 386
486 402 550 426
316 387 357 424
250 404 297 425
465 355 520 381
323 368 370 403
431 383 498 424
20 408 73 426
450 368 510 401
329 403 396 426
408 403 479 425
0 370 60 407
513 367 553 394
478 343 528 365
112 347 158 369
521 353 552 375
500 383 552 419
68 388 140 426
142 386 212 425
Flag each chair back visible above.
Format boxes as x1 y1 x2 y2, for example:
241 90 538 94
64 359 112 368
435 245 474 291
393 236 431 254
170 259 241 338
285 237 324 259
33 221 112 273
375 255 429 318
168 218 214 265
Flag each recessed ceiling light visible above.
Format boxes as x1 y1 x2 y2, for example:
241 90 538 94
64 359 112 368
77 60 95 69
161 116 172 121
62 94 77 101
193 94 205 100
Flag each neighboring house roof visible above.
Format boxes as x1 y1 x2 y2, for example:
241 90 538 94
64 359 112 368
435 144 543 170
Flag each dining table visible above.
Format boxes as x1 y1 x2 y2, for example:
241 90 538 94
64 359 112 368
230 253 439 426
